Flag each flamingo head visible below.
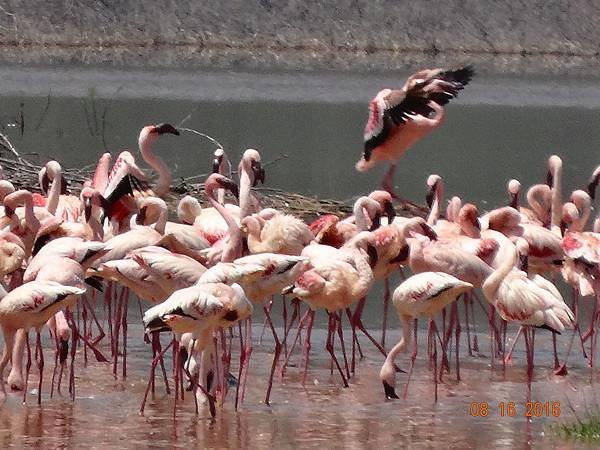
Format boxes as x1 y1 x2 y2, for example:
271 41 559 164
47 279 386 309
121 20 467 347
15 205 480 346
0 180 15 202
369 190 395 224
561 202 579 235
212 148 225 174
205 174 239 200
587 165 600 200
240 149 264 187
546 155 562 187
425 174 442 208
507 179 521 208
139 123 179 148
458 203 480 232
515 237 530 272
379 358 400 400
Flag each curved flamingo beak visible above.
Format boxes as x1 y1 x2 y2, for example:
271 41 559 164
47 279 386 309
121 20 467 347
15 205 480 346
367 244 378 268
382 380 399 399
546 170 554 188
384 200 396 223
136 206 147 225
368 213 381 231
389 244 410 264
508 192 518 209
426 187 435 209
84 197 92 222
212 156 222 174
40 170 50 195
251 160 265 186
420 222 438 241
588 173 600 200
519 254 529 273
560 219 568 236
216 177 239 199
4 206 14 217
154 123 180 136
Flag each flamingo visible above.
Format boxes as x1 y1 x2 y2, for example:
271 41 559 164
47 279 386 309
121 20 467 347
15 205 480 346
0 281 86 404
380 272 473 400
241 211 314 256
355 66 474 198
507 179 551 226
290 236 375 387
137 123 180 197
142 282 253 416
482 237 574 387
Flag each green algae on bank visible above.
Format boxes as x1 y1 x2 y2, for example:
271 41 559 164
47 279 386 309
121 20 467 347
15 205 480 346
553 415 600 443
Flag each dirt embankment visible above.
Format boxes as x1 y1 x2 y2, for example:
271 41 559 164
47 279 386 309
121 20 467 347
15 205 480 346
0 1 599 74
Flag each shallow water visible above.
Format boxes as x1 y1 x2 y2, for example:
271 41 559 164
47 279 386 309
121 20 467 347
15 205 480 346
0 65 599 448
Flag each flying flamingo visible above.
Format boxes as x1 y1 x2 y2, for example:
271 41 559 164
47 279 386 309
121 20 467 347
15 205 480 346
355 66 474 198
380 272 473 400
0 281 86 404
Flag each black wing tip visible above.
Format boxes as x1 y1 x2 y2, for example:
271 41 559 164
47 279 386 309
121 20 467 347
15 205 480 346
536 324 561 334
85 276 105 292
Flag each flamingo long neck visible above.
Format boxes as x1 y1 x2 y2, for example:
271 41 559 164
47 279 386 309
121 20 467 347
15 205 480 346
381 315 412 387
527 185 550 225
482 243 517 303
427 183 443 225
594 214 600 233
353 197 377 231
238 163 254 219
447 197 462 223
550 163 562 236
575 199 592 232
350 250 374 299
154 205 167 235
139 136 171 197
408 238 427 274
207 187 241 262
46 170 62 215
92 153 111 193
217 157 231 205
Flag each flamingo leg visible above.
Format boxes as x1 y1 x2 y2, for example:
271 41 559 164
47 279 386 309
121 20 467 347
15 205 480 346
35 330 44 405
325 312 348 388
140 335 173 414
122 289 128 380
239 317 253 404
234 322 245 410
0 329 16 404
429 319 438 403
258 297 273 345
402 318 418 400
23 331 31 404
263 306 281 406
381 278 390 349
82 297 88 366
504 326 523 364
281 305 309 379
336 311 350 380
301 310 315 385
463 294 472 356
454 304 461 382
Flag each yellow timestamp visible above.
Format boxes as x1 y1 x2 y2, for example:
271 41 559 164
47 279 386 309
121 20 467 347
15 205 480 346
469 401 561 417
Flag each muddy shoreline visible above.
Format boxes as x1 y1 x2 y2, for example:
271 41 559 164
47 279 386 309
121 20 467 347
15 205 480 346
0 1 599 75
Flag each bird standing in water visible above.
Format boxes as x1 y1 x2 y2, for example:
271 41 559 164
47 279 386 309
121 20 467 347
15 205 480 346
356 66 474 199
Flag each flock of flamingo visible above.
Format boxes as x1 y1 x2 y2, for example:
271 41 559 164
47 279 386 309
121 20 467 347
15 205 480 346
0 65 598 418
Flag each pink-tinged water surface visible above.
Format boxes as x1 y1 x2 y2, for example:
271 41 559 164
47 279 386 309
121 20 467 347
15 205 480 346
0 310 596 449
